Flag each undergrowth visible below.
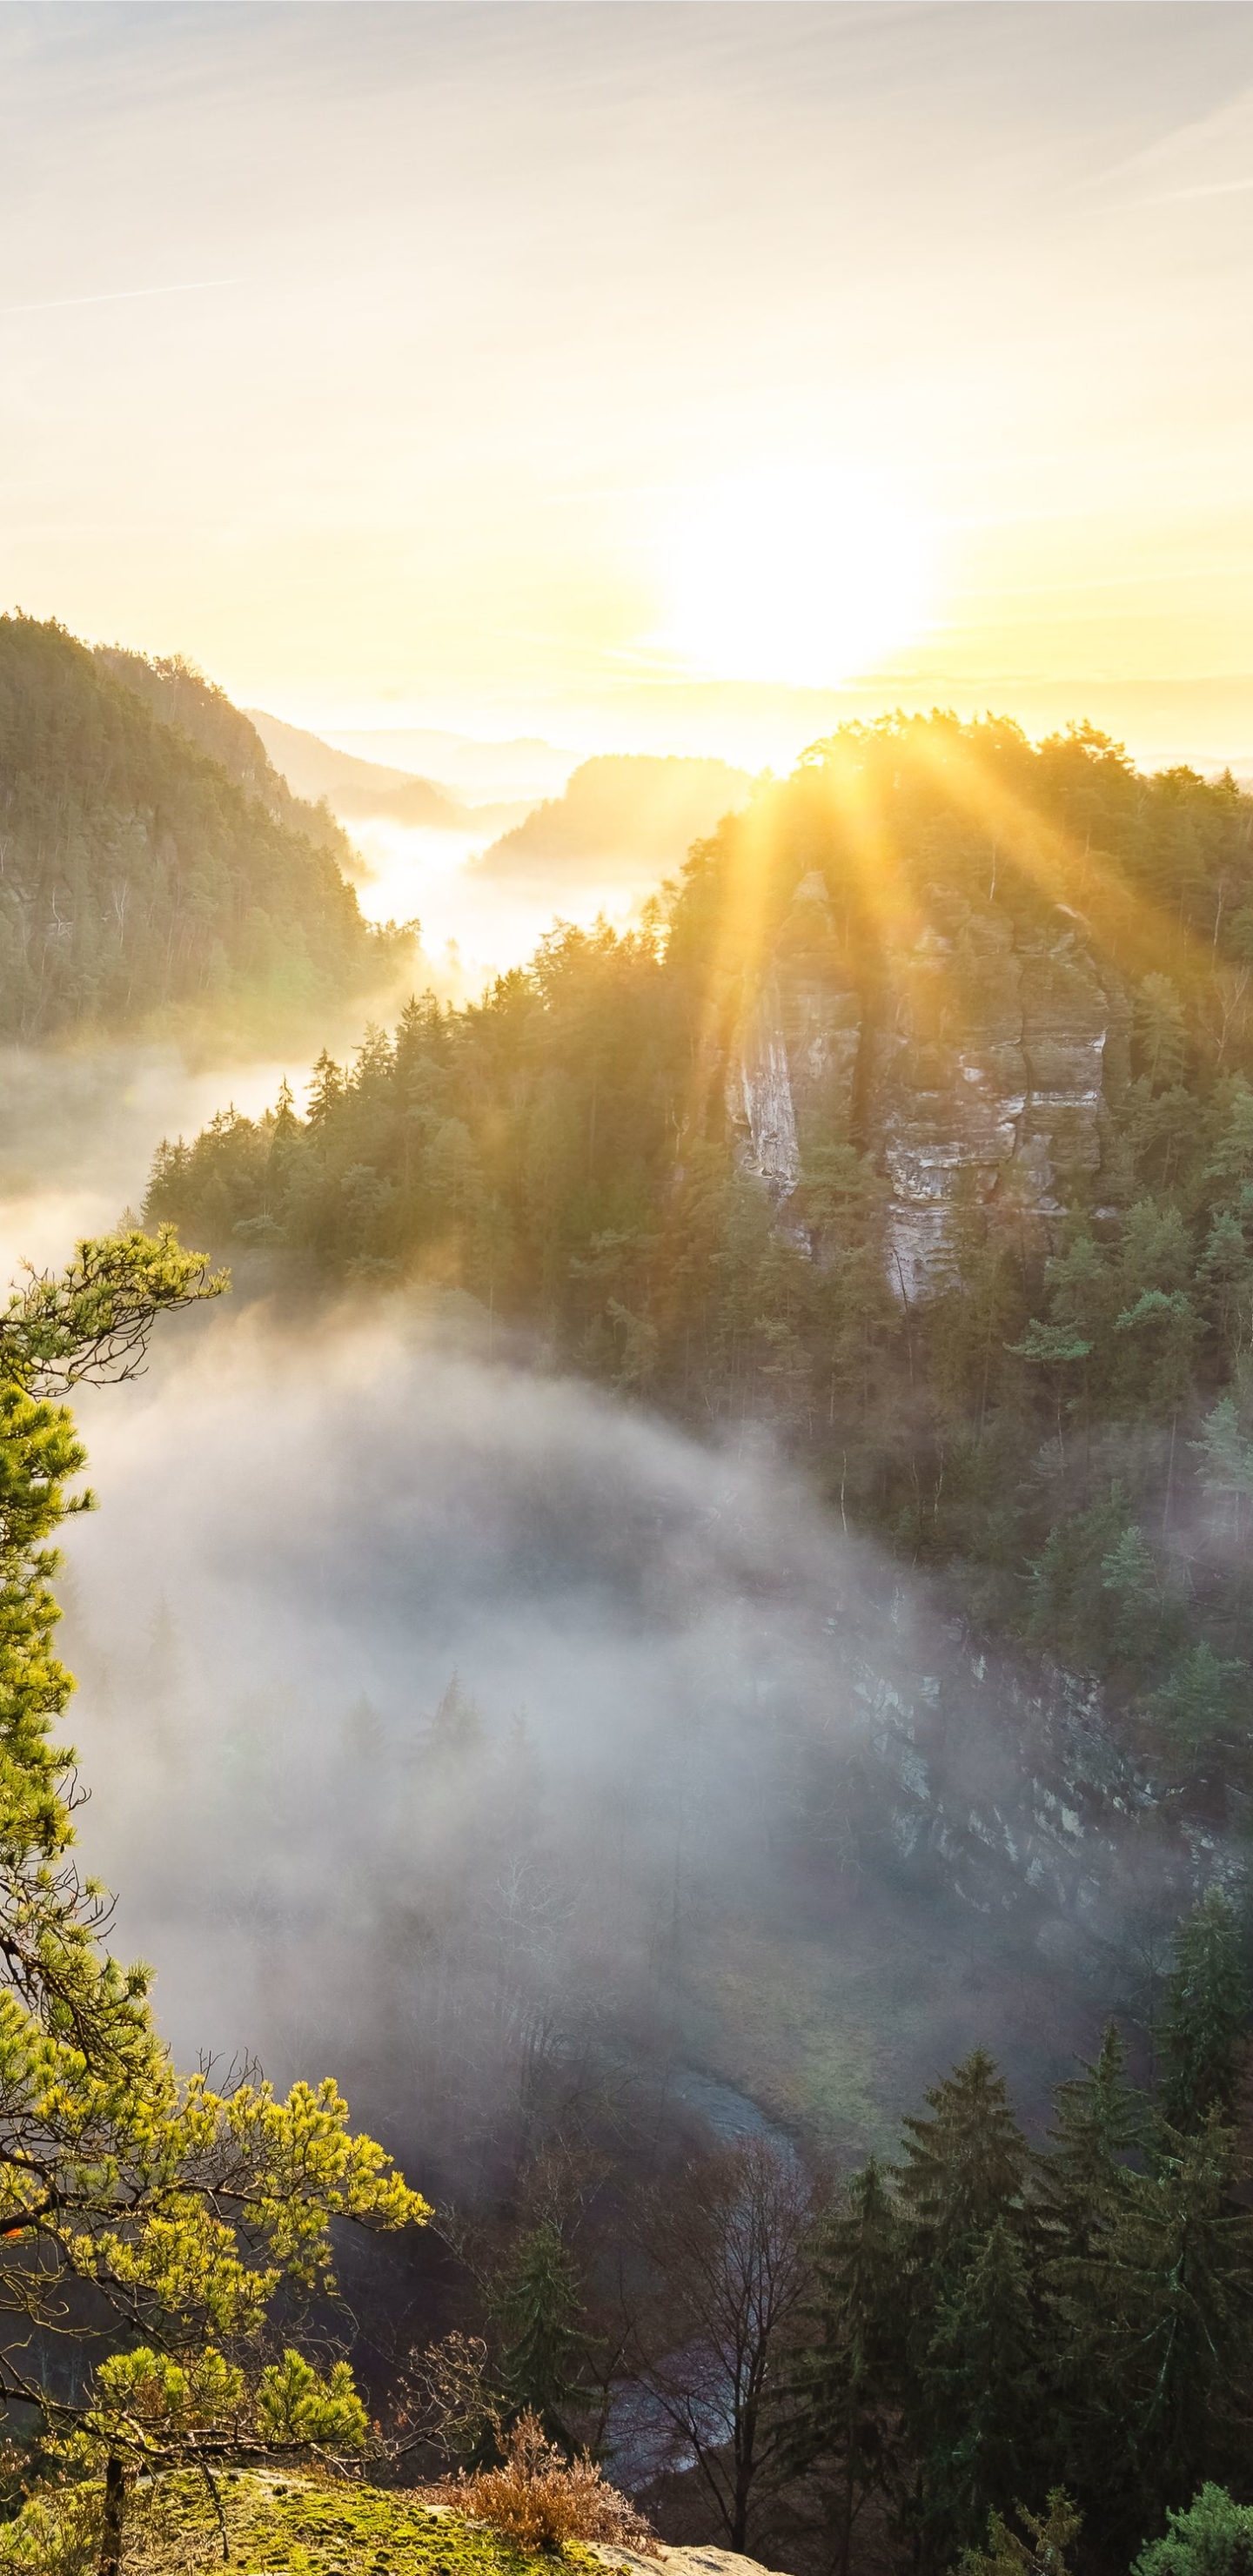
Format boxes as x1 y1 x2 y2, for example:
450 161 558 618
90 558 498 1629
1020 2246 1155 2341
432 2415 657 2556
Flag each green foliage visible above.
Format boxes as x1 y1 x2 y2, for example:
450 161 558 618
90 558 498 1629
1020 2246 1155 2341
1135 2485 1253 2576
489 2224 587 2445
962 2492 1082 2576
144 714 1253 1819
0 615 406 1040
0 2466 601 2574
0 1232 427 2569
1160 1888 1251 2128
788 2005 1253 2573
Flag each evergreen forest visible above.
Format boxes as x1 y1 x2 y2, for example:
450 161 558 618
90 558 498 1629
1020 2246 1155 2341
0 616 410 1042
148 714 1253 1824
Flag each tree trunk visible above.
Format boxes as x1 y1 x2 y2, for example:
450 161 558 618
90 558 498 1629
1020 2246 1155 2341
98 2452 126 2576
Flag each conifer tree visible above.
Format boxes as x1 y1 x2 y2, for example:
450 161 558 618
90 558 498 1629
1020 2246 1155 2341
1082 2112 1253 2530
921 2216 1045 2561
895 2051 1031 2266
1161 1887 1251 2129
489 2220 586 2447
785 2157 908 2576
0 1232 429 2574
1134 2483 1253 2576
1038 2023 1142 2259
962 2490 1082 2576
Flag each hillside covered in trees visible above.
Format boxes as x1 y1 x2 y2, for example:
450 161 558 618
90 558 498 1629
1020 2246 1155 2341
472 752 754 885
0 616 410 1041
147 714 1253 1819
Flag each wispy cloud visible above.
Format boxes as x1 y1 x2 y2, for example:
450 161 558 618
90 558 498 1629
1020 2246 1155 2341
0 277 241 319
1142 175 1253 206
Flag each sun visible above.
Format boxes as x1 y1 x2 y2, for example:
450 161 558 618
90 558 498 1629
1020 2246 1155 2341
660 466 935 688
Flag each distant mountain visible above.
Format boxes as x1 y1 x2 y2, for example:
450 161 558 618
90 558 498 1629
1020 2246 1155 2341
247 711 466 829
328 727 575 804
471 753 755 885
0 616 406 1043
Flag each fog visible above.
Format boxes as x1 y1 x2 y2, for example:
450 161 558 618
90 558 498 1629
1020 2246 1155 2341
61 1294 881 2177
347 816 658 994
0 1038 1186 2218
0 1041 294 1277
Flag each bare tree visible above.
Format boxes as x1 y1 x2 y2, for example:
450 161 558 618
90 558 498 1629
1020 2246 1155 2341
624 2134 823 2551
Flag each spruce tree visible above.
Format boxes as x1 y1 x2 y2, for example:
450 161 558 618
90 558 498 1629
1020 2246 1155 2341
1038 2023 1143 2258
1038 2028 1143 2513
785 2157 908 2576
920 2216 1046 2564
490 2220 586 2447
1082 2112 1253 2531
1161 1887 1251 2129
895 2051 1031 2265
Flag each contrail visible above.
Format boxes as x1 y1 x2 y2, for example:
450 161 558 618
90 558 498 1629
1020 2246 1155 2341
0 277 242 319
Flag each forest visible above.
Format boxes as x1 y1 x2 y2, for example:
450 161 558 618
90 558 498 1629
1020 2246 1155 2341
0 616 410 1043
6 698 1253 2573
148 714 1253 1825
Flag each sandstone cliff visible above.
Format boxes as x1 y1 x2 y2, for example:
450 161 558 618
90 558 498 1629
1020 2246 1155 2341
727 871 1130 1298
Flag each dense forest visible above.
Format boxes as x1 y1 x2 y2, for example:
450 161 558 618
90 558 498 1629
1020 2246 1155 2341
1 1242 1252 2576
0 616 410 1040
420 1894 1253 2576
148 714 1253 1821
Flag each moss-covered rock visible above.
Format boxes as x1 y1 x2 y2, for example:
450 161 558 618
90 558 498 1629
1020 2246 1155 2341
0 2468 613 2576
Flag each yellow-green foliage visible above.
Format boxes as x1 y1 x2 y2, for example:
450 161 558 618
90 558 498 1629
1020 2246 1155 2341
0 1234 427 2496
0 2469 617 2575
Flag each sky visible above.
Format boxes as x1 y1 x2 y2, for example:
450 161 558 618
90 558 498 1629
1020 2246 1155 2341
4 3 1253 768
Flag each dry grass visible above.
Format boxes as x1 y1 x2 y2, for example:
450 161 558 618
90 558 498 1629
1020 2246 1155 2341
432 2413 658 2557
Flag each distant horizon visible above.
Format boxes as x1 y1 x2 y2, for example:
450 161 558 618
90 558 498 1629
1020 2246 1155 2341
4 4 1252 783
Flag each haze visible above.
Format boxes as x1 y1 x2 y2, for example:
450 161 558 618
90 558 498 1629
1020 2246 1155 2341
5 3 1253 768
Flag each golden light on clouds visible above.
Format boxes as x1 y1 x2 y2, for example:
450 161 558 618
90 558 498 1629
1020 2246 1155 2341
660 470 936 690
2 7 1252 767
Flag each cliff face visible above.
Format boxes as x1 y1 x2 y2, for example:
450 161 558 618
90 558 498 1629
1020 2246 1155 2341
726 871 1129 1297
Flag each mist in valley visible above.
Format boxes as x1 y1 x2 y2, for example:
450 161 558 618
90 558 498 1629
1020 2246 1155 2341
50 1288 1156 2203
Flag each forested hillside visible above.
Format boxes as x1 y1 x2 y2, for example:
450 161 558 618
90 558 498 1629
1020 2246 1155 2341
147 714 1253 1815
472 751 753 883
0 616 408 1040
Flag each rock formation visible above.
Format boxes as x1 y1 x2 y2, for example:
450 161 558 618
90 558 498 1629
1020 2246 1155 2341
726 870 1129 1298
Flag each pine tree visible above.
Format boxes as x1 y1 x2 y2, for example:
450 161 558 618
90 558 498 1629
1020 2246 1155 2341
1161 1888 1251 2129
1083 2113 1253 2531
785 2157 908 2576
1038 2024 1143 2259
490 2221 586 2447
0 1234 429 2573
962 2490 1082 2576
895 2051 1031 2266
920 2216 1046 2563
1134 2483 1253 2576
